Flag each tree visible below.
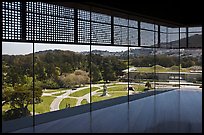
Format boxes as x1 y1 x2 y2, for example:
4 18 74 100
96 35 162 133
91 63 102 83
2 76 42 120
74 70 90 87
60 70 90 88
102 58 117 82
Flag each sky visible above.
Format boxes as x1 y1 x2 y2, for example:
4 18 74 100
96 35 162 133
2 42 130 55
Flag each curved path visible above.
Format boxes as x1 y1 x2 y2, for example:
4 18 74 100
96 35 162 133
50 86 89 111
49 83 136 111
49 84 112 111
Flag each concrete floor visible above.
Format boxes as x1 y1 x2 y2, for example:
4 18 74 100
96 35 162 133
12 87 202 133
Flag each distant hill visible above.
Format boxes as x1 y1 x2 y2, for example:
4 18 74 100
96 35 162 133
81 34 202 58
160 34 202 48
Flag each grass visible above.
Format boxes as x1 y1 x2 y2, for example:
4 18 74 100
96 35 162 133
97 84 127 92
81 99 88 105
97 84 145 92
52 91 67 96
28 96 55 114
69 87 99 97
132 85 145 92
92 91 128 103
2 96 56 114
137 67 154 72
43 88 68 93
43 90 59 93
92 84 145 103
135 66 190 73
2 104 10 112
59 98 77 109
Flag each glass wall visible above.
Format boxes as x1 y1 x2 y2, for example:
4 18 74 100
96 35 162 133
91 46 128 103
2 1 202 132
180 27 202 87
129 47 155 94
33 43 90 114
2 42 33 123
140 22 158 47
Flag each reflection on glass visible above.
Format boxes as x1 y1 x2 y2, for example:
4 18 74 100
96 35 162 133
180 28 187 48
167 28 179 49
2 42 34 122
91 46 128 103
141 22 155 31
141 30 157 47
188 32 202 48
188 27 202 32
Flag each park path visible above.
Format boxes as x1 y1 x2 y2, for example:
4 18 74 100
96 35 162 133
49 84 113 111
50 86 89 111
75 87 103 106
49 83 136 111
75 85 132 106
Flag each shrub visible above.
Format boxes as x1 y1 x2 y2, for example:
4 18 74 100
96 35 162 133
2 108 31 121
41 79 60 89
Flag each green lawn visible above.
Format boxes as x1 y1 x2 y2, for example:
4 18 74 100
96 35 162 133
52 91 67 96
28 96 55 114
43 90 59 93
92 91 128 103
98 84 145 92
2 104 10 112
135 66 190 73
43 88 68 93
69 87 99 97
81 99 88 105
59 98 77 109
92 84 145 103
97 84 127 92
132 85 145 92
2 96 56 115
137 67 154 72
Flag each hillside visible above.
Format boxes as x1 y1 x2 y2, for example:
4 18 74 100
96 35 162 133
160 34 202 48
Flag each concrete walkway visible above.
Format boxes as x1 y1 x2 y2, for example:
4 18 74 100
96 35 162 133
49 83 150 111
50 86 89 111
49 84 119 111
75 87 103 106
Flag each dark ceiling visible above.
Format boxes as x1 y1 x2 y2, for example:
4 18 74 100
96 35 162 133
81 1 203 27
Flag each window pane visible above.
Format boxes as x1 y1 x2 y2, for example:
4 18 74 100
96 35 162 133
129 47 155 97
129 28 138 46
141 30 158 47
26 2 74 42
188 27 202 32
114 17 128 26
188 32 202 48
91 23 111 44
91 12 111 24
155 48 180 89
78 9 90 21
180 29 187 48
114 26 128 45
141 22 157 31
2 42 33 130
78 20 90 43
2 2 21 40
91 46 128 105
34 43 90 115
